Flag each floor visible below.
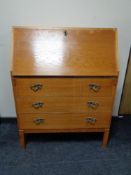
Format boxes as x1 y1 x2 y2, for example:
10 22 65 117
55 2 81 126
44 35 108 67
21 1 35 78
0 117 131 175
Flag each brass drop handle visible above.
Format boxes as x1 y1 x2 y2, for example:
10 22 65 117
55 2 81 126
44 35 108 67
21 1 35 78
85 117 96 124
30 83 43 92
87 101 99 109
89 83 101 92
32 102 44 109
33 118 45 125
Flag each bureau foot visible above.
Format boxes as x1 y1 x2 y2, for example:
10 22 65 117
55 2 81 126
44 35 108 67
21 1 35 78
19 130 26 148
101 129 110 148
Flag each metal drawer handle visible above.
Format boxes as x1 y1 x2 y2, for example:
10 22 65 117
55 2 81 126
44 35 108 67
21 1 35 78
89 83 101 92
33 118 45 125
32 102 44 109
30 83 43 92
87 101 99 109
85 117 96 124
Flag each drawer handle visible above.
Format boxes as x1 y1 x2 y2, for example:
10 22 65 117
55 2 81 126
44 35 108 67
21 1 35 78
30 83 43 92
85 117 96 124
87 101 99 109
33 118 45 125
32 102 44 109
89 83 101 92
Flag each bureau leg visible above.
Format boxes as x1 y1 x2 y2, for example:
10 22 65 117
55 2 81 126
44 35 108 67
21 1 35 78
102 129 110 148
19 130 26 148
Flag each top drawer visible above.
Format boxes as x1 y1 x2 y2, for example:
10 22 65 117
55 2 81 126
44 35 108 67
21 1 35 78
13 77 117 97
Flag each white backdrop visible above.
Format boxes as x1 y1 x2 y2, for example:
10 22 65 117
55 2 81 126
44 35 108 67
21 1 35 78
0 0 131 117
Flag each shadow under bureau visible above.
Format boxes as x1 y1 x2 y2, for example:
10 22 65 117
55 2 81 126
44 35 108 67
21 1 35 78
11 27 119 148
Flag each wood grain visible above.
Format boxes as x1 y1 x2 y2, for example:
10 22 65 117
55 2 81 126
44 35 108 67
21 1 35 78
18 112 111 130
16 96 113 113
13 77 117 97
12 27 119 76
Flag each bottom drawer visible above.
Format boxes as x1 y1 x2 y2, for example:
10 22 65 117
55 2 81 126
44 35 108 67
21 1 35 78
18 113 111 130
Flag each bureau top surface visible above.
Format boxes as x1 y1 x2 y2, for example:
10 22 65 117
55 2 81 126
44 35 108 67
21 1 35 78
12 27 119 76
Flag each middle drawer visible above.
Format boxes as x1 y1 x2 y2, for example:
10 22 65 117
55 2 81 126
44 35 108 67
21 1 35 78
16 96 113 113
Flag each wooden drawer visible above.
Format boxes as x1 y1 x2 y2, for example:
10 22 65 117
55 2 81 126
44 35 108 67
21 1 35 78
18 112 111 130
16 96 113 113
13 77 117 97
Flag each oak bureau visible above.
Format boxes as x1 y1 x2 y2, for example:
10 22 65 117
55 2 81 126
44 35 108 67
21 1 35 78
11 27 119 148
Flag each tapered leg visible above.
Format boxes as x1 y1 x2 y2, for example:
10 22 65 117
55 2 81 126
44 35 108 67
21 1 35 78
19 130 26 148
102 129 110 148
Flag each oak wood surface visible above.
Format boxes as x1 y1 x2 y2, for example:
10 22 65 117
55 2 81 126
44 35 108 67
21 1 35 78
102 129 110 148
24 128 105 133
16 96 113 113
13 77 117 97
19 130 26 148
12 27 119 76
18 112 111 130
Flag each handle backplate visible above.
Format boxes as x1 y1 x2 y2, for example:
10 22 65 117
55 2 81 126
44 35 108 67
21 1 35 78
85 117 96 124
87 101 99 109
89 83 101 92
30 83 43 92
33 118 45 125
32 102 44 109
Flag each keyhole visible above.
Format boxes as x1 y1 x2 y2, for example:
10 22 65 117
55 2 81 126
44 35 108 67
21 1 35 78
64 30 67 36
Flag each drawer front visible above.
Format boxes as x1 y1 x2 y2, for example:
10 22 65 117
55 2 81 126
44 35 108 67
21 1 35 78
13 78 117 97
18 112 111 129
16 97 113 113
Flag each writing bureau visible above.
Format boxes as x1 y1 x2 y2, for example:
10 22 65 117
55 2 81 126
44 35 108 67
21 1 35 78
11 27 119 148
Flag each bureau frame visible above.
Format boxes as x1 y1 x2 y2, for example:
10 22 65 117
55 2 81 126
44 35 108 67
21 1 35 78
11 27 119 148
